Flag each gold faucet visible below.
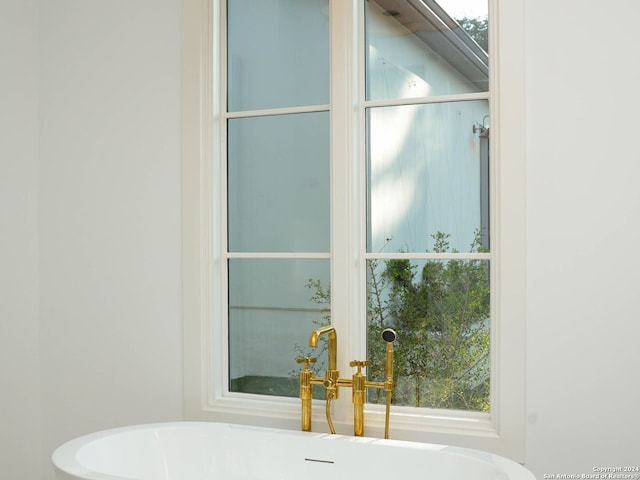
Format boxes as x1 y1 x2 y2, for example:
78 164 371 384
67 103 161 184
295 356 316 432
350 360 367 436
298 326 397 439
305 325 341 434
308 325 337 372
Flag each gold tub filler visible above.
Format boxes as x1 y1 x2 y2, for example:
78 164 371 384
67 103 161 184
296 326 397 439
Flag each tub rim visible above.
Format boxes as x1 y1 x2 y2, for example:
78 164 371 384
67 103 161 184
52 421 534 480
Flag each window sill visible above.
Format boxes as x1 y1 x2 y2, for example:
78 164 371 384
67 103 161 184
186 392 513 458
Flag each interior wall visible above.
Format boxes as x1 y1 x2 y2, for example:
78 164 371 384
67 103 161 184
37 0 184 478
2 1 640 479
524 0 640 476
0 1 41 479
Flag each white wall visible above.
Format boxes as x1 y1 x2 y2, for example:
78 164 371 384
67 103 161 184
0 1 41 479
38 0 184 475
2 1 184 479
524 0 640 476
2 1 640 479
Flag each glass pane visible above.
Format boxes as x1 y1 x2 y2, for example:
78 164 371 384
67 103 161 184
227 0 330 111
228 112 330 253
365 0 488 101
367 100 489 254
366 258 490 411
228 259 330 397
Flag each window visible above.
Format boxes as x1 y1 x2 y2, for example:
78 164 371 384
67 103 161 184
183 0 525 462
225 0 331 397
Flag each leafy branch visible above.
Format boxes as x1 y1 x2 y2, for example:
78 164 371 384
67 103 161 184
305 229 490 412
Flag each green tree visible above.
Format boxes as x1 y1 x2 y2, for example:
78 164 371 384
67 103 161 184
366 229 490 411
457 16 488 53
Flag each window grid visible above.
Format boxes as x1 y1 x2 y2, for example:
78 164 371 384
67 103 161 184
182 0 526 462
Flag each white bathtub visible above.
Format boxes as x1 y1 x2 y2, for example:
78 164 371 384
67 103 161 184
52 422 534 480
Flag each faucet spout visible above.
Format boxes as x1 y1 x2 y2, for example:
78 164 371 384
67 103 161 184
308 325 337 372
309 325 339 433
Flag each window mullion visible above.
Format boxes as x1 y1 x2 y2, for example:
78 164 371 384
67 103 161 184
364 91 489 109
328 0 359 425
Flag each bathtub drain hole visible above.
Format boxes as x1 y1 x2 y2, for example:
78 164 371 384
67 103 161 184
304 458 335 464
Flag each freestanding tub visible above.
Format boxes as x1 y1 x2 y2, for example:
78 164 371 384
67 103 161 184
52 422 534 480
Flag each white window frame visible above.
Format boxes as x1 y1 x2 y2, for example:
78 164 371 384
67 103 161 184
182 0 526 462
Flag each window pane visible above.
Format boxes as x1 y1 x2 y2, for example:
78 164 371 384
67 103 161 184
228 112 330 253
367 100 489 254
366 258 490 411
227 0 330 111
229 259 330 397
365 0 488 101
